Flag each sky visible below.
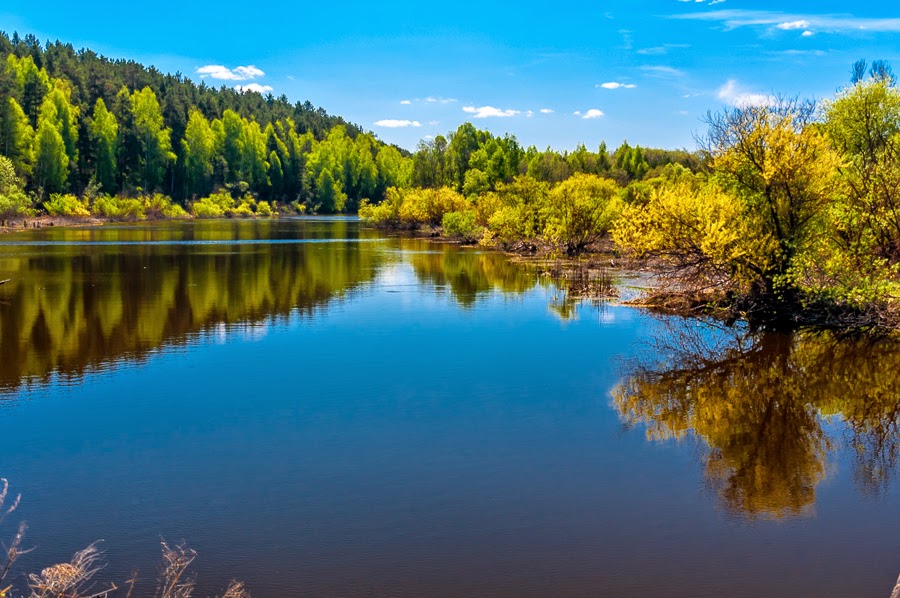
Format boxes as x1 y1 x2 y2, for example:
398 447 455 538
1 1 899 152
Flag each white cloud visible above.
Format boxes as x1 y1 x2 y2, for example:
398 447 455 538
716 79 773 107
374 119 422 128
598 81 637 89
776 20 810 30
463 105 521 118
801 30 815 37
670 10 900 34
581 109 605 119
235 83 273 94
526 110 535 118
540 108 555 114
233 65 265 79
425 96 457 104
400 100 412 105
197 64 266 81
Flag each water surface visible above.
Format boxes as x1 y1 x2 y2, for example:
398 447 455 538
1 219 898 597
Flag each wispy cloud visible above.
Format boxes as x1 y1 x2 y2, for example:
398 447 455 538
716 79 773 107
641 65 686 77
636 43 691 55
375 119 422 128
235 83 273 94
463 105 520 118
540 108 554 114
677 0 726 4
402 96 458 105
598 81 636 90
197 65 265 81
670 9 900 35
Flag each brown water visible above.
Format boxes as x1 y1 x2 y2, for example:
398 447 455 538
0 218 898 597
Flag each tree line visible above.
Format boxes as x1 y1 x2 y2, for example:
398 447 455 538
0 31 412 212
364 61 900 328
0 31 701 220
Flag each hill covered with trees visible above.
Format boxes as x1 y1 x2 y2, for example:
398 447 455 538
0 31 699 219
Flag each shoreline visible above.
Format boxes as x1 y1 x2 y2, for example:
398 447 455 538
3 215 894 333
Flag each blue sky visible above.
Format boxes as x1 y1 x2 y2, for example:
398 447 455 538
2 1 899 152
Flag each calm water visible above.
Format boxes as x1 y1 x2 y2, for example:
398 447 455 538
1 218 898 597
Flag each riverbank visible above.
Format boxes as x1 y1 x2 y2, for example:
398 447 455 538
3 213 896 332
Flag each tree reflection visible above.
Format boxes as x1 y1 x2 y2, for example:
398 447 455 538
404 240 535 307
613 321 900 518
0 222 545 392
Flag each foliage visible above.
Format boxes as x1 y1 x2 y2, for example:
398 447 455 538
441 210 481 241
614 177 779 294
191 191 234 218
543 174 623 254
91 195 144 221
43 193 90 218
397 187 468 227
0 155 33 219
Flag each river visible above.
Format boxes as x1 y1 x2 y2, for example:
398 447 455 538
1 218 898 597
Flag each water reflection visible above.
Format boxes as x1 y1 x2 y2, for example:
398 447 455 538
0 220 536 392
613 320 900 519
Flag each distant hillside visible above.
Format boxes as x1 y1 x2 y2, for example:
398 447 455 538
0 31 411 210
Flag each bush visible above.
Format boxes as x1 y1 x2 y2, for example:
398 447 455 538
442 210 481 242
229 194 257 218
0 156 34 220
359 188 403 227
144 194 188 219
0 190 34 220
44 194 91 219
91 196 145 221
401 187 469 227
191 191 234 218
543 174 623 254
256 200 273 217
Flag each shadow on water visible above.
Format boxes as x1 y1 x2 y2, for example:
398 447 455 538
613 318 900 519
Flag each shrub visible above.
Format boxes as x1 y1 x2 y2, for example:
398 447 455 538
0 190 33 220
44 194 91 219
0 156 34 220
91 196 145 221
229 195 256 218
442 210 481 242
398 187 469 226
144 194 188 220
256 200 273 217
359 188 403 227
191 191 234 218
544 174 623 254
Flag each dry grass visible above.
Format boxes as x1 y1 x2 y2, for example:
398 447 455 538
0 479 250 598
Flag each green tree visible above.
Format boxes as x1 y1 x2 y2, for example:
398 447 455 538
88 98 119 193
32 96 69 194
131 87 175 192
0 97 34 178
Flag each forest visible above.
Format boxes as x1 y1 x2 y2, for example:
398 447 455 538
0 31 693 221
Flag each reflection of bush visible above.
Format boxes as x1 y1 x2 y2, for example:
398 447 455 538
404 241 535 307
613 324 900 518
